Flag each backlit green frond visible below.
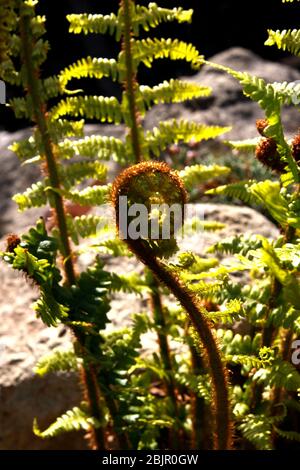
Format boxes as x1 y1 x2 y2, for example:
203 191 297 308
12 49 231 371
49 119 85 140
207 180 288 226
58 135 126 163
207 234 262 256
179 164 230 191
59 57 118 90
129 38 203 71
50 96 122 123
59 161 107 189
253 360 300 391
146 120 230 156
140 79 211 107
109 272 148 295
239 414 274 450
67 12 118 36
265 29 300 56
34 349 78 377
67 214 110 245
33 405 101 438
9 136 38 161
13 181 47 211
133 3 193 34
226 138 260 151
208 299 245 325
65 184 111 207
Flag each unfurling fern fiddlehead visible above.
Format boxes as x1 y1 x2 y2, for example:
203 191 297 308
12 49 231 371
111 161 232 450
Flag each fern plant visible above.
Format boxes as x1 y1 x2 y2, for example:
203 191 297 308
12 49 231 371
0 0 232 450
3 0 299 452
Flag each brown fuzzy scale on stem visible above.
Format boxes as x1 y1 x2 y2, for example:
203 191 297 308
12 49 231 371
111 162 232 450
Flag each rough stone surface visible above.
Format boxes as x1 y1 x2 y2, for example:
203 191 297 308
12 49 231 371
144 47 300 146
0 203 278 449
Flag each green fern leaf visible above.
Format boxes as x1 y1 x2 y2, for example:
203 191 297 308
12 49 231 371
59 161 107 189
127 38 203 73
146 120 230 156
65 184 111 206
274 426 300 442
50 96 122 123
59 135 126 163
34 350 78 377
13 181 47 211
179 164 230 190
265 29 300 56
33 405 101 438
59 56 118 90
140 79 211 107
239 414 273 450
67 13 118 36
33 288 69 327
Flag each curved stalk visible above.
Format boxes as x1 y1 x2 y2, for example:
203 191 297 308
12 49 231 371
112 162 232 450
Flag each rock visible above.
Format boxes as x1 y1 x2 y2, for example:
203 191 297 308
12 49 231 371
0 203 278 449
144 47 300 147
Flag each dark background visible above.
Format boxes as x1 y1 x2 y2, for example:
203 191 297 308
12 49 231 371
1 0 300 129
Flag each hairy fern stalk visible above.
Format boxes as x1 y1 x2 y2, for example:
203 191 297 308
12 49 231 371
1 0 300 451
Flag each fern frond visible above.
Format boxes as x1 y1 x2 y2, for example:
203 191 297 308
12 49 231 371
9 136 38 161
33 405 101 438
59 161 107 189
253 360 300 391
205 60 299 180
207 180 288 226
42 76 63 99
33 288 69 327
188 280 223 298
129 38 203 71
109 272 148 295
67 214 110 245
65 184 111 207
239 414 273 450
13 181 47 211
59 135 126 163
225 138 260 151
59 57 118 90
265 29 300 56
208 299 245 324
274 427 300 442
179 164 230 191
9 96 31 119
49 119 85 139
50 96 122 123
94 238 132 257
133 3 193 34
34 350 78 377
140 79 211 107
207 234 262 256
146 120 230 156
67 13 118 36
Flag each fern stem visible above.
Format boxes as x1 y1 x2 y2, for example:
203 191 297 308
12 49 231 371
127 241 231 449
189 342 213 449
19 14 106 450
112 163 232 449
148 272 180 448
121 0 142 163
